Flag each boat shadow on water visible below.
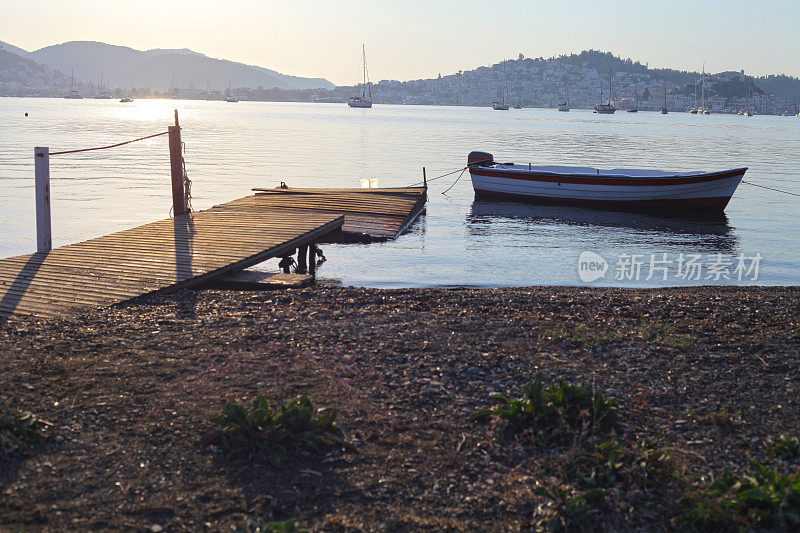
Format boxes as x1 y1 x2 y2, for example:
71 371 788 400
466 199 739 252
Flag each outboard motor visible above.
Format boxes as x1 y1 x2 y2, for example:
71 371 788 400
468 151 494 167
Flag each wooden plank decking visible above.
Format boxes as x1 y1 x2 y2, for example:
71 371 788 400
0 209 342 319
218 186 428 240
0 186 427 320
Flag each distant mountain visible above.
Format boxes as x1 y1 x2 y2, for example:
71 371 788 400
0 47 67 96
26 40 334 91
0 39 30 59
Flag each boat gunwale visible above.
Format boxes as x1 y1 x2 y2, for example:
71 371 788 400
469 165 747 186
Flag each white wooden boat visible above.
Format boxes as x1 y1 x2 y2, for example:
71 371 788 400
467 151 746 212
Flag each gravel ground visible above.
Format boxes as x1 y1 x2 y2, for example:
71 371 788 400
0 285 798 531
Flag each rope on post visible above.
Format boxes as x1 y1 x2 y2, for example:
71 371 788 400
48 131 169 156
409 165 468 187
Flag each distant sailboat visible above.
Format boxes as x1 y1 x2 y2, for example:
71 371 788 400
225 78 238 102
699 64 711 114
348 44 373 108
743 75 753 116
63 68 82 99
593 70 616 114
94 74 112 99
688 81 698 113
492 59 509 110
660 83 669 114
557 74 570 111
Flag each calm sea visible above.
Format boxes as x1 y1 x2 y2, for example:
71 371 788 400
1 98 798 287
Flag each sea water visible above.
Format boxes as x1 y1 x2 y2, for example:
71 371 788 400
1 98 798 287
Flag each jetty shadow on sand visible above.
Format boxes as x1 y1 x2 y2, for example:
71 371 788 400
0 252 48 323
467 200 738 252
172 214 198 318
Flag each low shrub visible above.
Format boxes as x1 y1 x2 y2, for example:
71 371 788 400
0 399 51 459
561 439 685 491
204 395 344 467
767 435 800 460
472 374 618 444
534 440 686 531
678 461 800 531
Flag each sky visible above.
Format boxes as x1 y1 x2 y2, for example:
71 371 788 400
1 0 798 86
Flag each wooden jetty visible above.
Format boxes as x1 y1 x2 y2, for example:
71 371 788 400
223 186 427 241
0 187 426 319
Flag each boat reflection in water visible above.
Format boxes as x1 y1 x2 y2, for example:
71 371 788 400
466 200 738 253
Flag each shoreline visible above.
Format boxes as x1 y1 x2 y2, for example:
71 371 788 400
1 285 798 530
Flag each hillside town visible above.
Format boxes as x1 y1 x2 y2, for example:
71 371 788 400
2 43 799 114
347 54 798 115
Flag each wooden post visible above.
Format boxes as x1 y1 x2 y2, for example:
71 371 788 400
297 245 308 274
168 110 186 215
423 167 427 187
308 244 316 276
34 147 51 253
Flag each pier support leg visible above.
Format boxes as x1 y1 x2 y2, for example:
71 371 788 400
308 244 316 276
297 245 308 274
168 110 187 216
34 147 51 253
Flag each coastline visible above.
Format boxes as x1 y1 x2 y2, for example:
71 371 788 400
1 285 798 530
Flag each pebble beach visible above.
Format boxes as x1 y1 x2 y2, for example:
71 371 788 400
1 285 798 531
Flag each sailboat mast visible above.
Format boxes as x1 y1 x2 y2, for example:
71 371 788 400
701 63 705 109
362 44 367 98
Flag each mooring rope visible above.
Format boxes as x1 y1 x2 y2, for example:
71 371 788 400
440 167 467 195
409 166 468 187
47 131 169 156
741 180 800 198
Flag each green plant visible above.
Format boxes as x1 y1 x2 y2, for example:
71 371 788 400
679 461 800 531
236 517 303 533
562 439 685 491
0 400 51 459
472 374 618 444
638 318 696 349
534 486 606 532
204 395 345 466
767 435 800 460
543 325 611 350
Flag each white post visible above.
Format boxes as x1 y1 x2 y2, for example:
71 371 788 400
34 147 51 253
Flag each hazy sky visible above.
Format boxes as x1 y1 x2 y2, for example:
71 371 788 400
1 0 798 85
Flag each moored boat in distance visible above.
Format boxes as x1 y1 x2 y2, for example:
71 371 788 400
120 97 133 103
594 102 616 114
467 151 746 213
556 101 569 112
348 44 373 108
593 70 616 114
492 101 509 110
63 67 82 99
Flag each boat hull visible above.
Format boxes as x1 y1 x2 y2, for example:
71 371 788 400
469 165 745 213
348 98 372 108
